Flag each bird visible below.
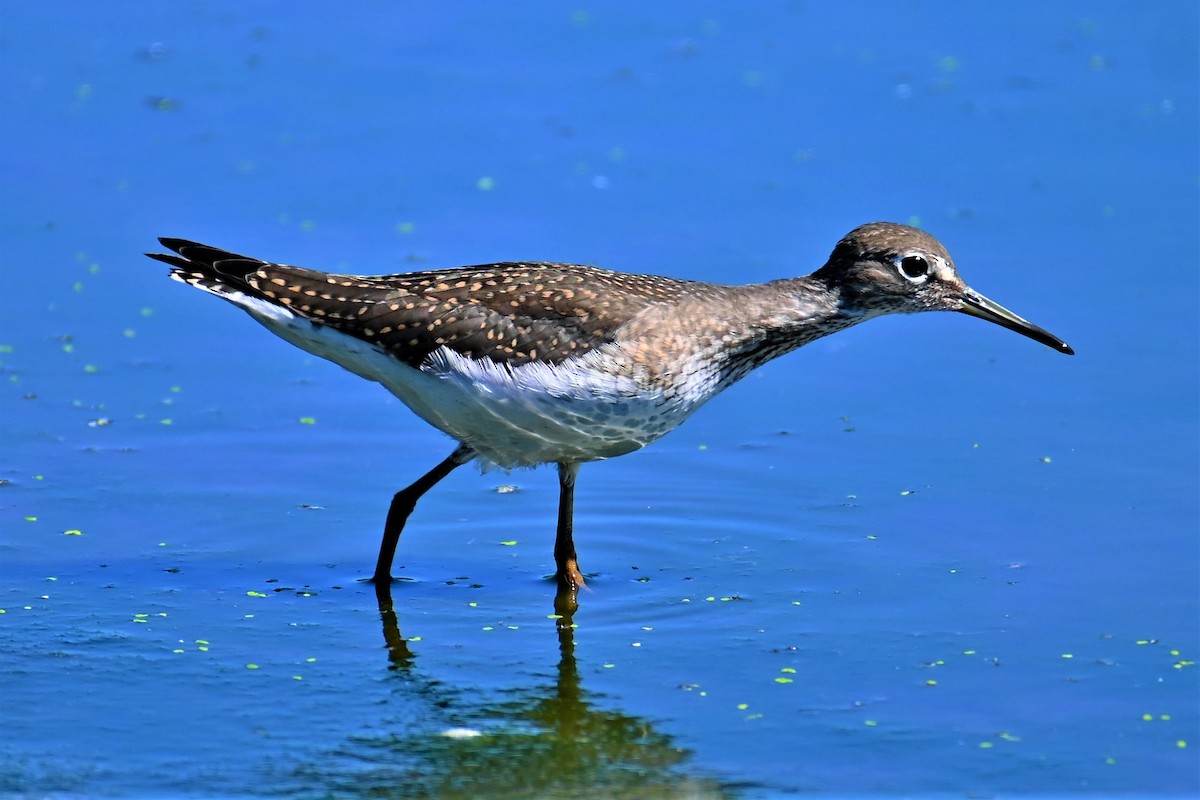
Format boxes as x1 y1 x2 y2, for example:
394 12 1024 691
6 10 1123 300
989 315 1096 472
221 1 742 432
147 222 1073 614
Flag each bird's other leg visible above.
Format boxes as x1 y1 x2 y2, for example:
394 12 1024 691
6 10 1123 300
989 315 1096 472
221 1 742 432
553 462 584 621
373 444 475 586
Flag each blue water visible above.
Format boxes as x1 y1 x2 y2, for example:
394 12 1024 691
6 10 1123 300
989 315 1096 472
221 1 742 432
2 2 1197 798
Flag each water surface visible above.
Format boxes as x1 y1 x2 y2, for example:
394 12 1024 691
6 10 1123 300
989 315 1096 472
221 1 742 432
2 2 1197 797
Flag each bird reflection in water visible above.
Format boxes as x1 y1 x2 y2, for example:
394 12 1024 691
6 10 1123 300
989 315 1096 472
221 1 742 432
321 582 734 799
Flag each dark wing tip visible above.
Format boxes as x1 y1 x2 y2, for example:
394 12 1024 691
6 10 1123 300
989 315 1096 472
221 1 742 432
147 238 257 274
147 238 259 284
157 237 201 254
145 250 190 270
147 238 212 268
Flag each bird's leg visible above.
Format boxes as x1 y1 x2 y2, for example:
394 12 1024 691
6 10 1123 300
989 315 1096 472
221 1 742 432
553 462 584 621
373 444 475 585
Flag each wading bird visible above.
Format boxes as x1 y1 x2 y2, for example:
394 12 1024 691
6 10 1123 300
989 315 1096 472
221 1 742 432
148 222 1073 616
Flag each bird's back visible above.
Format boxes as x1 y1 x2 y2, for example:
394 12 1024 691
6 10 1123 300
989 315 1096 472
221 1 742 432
148 239 703 370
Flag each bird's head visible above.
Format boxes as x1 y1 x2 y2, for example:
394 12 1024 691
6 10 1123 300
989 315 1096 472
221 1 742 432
814 222 1073 355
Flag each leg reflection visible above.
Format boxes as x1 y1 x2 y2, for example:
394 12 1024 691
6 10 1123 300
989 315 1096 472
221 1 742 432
375 581 415 668
359 582 721 796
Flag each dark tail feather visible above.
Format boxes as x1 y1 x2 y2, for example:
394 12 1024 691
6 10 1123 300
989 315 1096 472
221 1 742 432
146 238 267 287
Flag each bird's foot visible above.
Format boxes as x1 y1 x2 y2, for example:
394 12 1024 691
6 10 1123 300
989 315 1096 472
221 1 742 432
561 558 586 593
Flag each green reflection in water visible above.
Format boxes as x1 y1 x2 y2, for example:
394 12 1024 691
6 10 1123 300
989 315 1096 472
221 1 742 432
283 588 737 799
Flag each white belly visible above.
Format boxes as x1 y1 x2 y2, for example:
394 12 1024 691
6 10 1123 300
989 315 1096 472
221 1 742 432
394 346 691 467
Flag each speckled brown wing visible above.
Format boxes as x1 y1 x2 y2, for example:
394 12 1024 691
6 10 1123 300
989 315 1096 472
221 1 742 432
148 239 698 368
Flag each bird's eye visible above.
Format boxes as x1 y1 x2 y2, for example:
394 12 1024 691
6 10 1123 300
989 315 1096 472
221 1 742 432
897 254 930 283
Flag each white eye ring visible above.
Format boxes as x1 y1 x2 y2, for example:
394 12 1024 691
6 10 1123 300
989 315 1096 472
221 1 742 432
895 253 931 284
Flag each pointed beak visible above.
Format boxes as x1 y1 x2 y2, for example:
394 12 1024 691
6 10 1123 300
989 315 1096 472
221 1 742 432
958 288 1074 355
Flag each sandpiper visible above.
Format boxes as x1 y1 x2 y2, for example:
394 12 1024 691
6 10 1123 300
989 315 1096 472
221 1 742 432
148 223 1072 612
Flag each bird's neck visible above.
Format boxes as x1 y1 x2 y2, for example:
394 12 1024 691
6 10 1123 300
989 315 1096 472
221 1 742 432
727 274 868 343
687 276 869 387
605 276 879 401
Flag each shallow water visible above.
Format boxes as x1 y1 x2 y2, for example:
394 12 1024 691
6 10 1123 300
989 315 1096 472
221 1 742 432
3 2 1197 797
